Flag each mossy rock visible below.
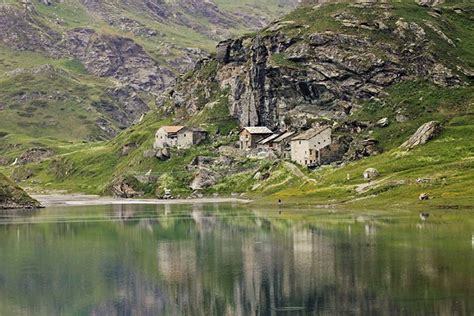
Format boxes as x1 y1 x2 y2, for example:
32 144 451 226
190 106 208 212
0 173 42 209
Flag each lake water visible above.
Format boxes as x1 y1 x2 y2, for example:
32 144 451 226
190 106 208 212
0 203 472 315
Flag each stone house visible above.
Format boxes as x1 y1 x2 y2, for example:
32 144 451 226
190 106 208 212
154 126 207 149
291 127 332 166
239 127 273 151
176 127 208 149
154 126 184 149
272 131 296 158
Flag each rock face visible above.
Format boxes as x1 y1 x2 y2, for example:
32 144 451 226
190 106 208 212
186 155 240 191
0 173 42 209
110 177 143 198
0 7 61 56
0 8 159 133
190 169 218 191
400 121 442 150
63 28 174 96
163 3 461 131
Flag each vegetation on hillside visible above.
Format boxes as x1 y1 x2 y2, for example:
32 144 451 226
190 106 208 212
0 1 473 210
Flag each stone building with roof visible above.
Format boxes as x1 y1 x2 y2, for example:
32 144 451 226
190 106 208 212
291 127 332 166
154 126 207 149
177 127 208 149
239 127 273 151
257 131 296 158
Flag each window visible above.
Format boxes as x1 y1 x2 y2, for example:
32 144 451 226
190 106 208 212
299 141 301 145
184 134 187 137
309 149 313 155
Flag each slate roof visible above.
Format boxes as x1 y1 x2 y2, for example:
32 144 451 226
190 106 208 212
258 133 281 145
273 131 296 143
292 126 330 141
242 127 273 134
160 126 185 134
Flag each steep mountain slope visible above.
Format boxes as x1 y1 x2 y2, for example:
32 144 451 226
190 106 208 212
0 173 41 209
1 0 473 208
163 0 471 128
0 0 297 142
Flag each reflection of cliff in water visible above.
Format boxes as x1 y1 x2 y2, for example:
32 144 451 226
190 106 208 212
151 209 472 315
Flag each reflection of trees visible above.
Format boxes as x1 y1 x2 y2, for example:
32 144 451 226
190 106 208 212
0 205 472 315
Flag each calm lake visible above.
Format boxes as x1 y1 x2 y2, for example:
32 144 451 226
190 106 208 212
0 203 472 315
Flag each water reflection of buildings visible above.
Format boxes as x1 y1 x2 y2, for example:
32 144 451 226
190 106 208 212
154 215 344 315
153 215 473 315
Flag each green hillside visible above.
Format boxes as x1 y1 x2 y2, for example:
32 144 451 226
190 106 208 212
1 1 473 209
0 0 296 143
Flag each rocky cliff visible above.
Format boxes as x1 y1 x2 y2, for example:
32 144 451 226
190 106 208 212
162 1 469 130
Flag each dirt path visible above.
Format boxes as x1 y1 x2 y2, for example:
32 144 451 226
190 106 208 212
355 176 398 194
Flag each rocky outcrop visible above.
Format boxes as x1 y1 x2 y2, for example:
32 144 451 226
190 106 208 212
18 148 54 165
190 169 219 191
0 8 174 97
419 192 430 200
63 28 174 96
0 7 61 56
363 168 379 180
155 148 171 161
105 87 151 126
416 0 445 7
110 176 143 198
164 5 461 131
400 121 442 150
0 173 42 209
186 155 241 190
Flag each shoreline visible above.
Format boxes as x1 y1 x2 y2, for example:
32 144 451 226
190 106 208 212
32 194 252 208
